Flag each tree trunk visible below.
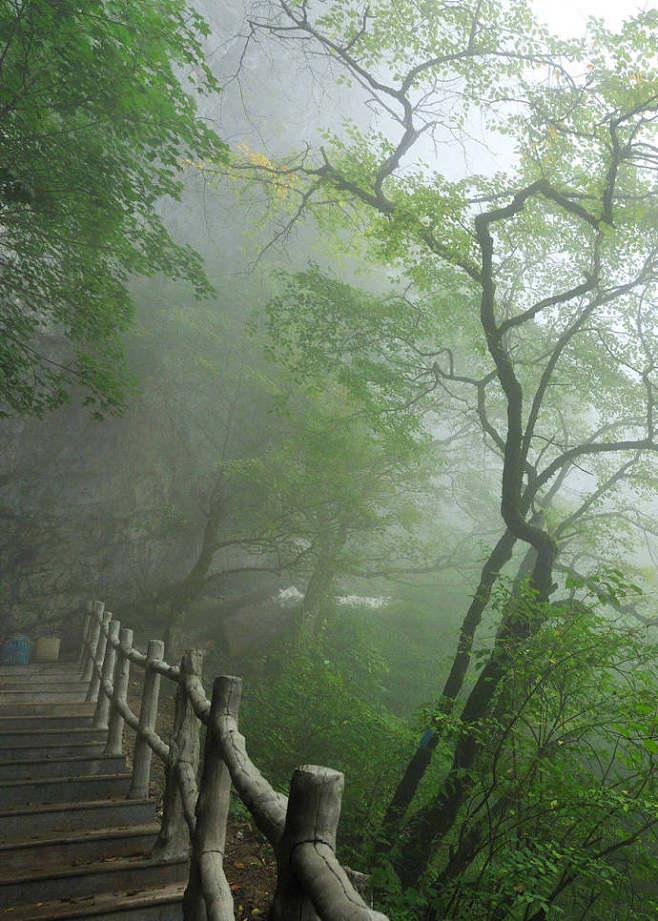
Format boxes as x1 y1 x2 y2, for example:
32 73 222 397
298 528 346 638
379 529 517 848
129 487 227 654
394 546 552 888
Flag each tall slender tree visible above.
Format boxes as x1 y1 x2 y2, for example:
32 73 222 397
217 0 658 896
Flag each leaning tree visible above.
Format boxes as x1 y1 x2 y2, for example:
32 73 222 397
203 0 658 909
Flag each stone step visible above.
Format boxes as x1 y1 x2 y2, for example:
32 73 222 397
0 700 94 716
0 854 188 907
0 689 88 703
0 676 81 686
0 710 94 731
0 754 125 780
1 883 184 920
0 678 87 692
0 674 83 684
0 663 78 677
0 725 105 747
0 822 160 872
0 738 105 762
0 740 107 761
0 771 131 808
0 665 82 684
0 797 157 841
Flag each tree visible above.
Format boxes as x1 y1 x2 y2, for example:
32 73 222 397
0 0 227 417
118 271 444 657
212 0 658 907
250 389 441 634
419 585 658 921
258 255 658 878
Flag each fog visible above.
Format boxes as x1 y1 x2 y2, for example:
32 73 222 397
1 1 657 919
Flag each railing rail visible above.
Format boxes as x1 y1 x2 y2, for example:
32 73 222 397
79 599 387 921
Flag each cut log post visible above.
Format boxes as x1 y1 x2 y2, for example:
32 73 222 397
273 766 387 921
154 649 204 862
93 619 120 729
128 639 164 800
183 675 239 921
105 627 133 757
207 676 286 847
80 600 104 682
271 765 343 921
77 604 93 666
86 609 112 702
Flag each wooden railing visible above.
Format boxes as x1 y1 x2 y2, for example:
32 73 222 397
79 599 388 921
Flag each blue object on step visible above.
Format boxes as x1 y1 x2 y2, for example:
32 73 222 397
0 634 31 666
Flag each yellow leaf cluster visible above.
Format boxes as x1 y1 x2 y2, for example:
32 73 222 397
236 144 297 201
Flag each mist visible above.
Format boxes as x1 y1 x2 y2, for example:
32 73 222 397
1 1 657 919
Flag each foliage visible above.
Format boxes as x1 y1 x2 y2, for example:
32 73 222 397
266 264 484 443
241 610 415 861
9 3 657 918
221 0 658 893
385 584 658 920
118 271 447 632
0 0 227 417
246 394 433 544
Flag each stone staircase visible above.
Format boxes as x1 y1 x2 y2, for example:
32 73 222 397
0 661 185 920
0 603 388 921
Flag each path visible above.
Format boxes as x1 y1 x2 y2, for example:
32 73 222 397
0 659 185 920
0 604 387 921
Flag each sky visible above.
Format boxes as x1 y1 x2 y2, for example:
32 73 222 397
536 0 651 35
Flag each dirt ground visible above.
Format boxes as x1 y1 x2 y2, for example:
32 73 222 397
225 814 278 919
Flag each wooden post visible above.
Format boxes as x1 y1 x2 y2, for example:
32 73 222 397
77 603 93 666
154 649 204 863
183 675 240 921
86 610 112 702
105 628 133 757
93 619 120 730
128 639 164 800
81 600 104 682
271 765 344 921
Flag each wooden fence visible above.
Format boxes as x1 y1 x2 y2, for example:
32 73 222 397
80 599 388 921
